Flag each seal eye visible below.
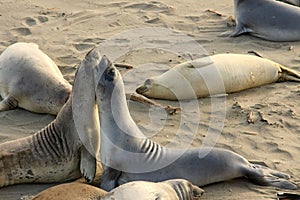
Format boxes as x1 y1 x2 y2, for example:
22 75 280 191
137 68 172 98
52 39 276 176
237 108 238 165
105 68 116 82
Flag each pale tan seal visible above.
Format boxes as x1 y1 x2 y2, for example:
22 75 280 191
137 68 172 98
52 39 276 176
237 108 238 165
0 42 72 115
32 182 108 200
224 0 300 41
102 179 204 200
0 48 100 187
91 55 297 191
32 179 203 200
136 53 300 100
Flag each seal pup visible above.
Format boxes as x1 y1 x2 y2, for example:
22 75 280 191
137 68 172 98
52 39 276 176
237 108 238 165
32 182 108 200
92 55 297 191
102 179 204 200
0 48 101 187
0 42 72 115
136 53 300 100
223 0 300 41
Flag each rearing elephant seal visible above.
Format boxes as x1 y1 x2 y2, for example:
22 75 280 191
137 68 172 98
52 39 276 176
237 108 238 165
225 0 300 41
92 55 297 191
0 42 72 115
0 48 100 187
136 53 300 100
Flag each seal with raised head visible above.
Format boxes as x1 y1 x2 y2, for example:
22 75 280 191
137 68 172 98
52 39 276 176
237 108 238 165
0 42 72 115
0 48 101 187
91 55 297 191
224 0 300 41
136 53 300 100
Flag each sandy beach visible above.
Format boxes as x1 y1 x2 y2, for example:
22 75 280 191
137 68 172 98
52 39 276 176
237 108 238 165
0 0 299 199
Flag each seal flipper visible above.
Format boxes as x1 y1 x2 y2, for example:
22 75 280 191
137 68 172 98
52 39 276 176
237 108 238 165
278 65 300 82
221 24 253 37
243 164 297 189
80 147 96 183
100 167 121 191
0 95 18 111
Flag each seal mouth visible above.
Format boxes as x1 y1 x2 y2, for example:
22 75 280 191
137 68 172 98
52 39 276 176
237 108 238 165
136 85 148 94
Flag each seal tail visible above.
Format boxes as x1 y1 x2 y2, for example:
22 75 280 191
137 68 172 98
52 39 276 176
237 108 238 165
279 65 300 82
243 164 297 190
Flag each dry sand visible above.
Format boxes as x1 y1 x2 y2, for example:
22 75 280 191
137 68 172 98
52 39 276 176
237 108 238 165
0 0 299 199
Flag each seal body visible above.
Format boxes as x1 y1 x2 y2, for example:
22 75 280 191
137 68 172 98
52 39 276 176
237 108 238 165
0 42 72 114
93 55 297 191
32 182 108 200
0 49 101 187
229 0 300 41
102 179 204 200
136 54 300 100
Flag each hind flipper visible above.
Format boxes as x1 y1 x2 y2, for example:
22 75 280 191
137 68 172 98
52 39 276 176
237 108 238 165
0 95 18 111
80 147 97 183
244 164 297 189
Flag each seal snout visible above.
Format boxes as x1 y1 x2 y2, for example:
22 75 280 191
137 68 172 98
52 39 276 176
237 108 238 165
136 78 152 94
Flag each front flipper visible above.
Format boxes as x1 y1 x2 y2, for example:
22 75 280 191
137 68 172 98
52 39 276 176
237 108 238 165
0 95 18 111
221 24 253 37
100 166 122 191
80 147 97 183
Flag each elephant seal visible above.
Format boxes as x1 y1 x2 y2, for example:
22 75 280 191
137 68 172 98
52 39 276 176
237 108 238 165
0 42 72 115
136 53 300 100
32 182 108 200
224 0 300 41
102 179 204 200
0 48 100 187
33 179 203 200
92 55 297 191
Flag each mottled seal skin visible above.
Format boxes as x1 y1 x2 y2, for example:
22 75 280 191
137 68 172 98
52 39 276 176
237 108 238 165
0 42 72 115
102 179 204 200
136 54 300 100
32 182 108 200
0 48 101 188
226 0 300 41
93 55 297 191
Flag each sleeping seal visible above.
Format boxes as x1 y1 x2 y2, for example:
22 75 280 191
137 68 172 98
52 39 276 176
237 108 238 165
136 53 300 100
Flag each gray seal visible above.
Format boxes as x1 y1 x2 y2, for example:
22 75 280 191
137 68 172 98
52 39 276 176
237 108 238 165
92 55 297 191
0 42 72 115
225 0 300 41
0 48 101 187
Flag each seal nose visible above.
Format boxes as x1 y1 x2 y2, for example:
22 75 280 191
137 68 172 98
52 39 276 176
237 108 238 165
193 186 204 198
136 78 152 94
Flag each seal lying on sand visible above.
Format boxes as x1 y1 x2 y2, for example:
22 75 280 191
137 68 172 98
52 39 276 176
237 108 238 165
33 179 203 200
224 0 300 41
90 54 297 191
102 179 204 200
32 182 107 200
0 42 72 115
0 48 100 187
136 53 300 100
